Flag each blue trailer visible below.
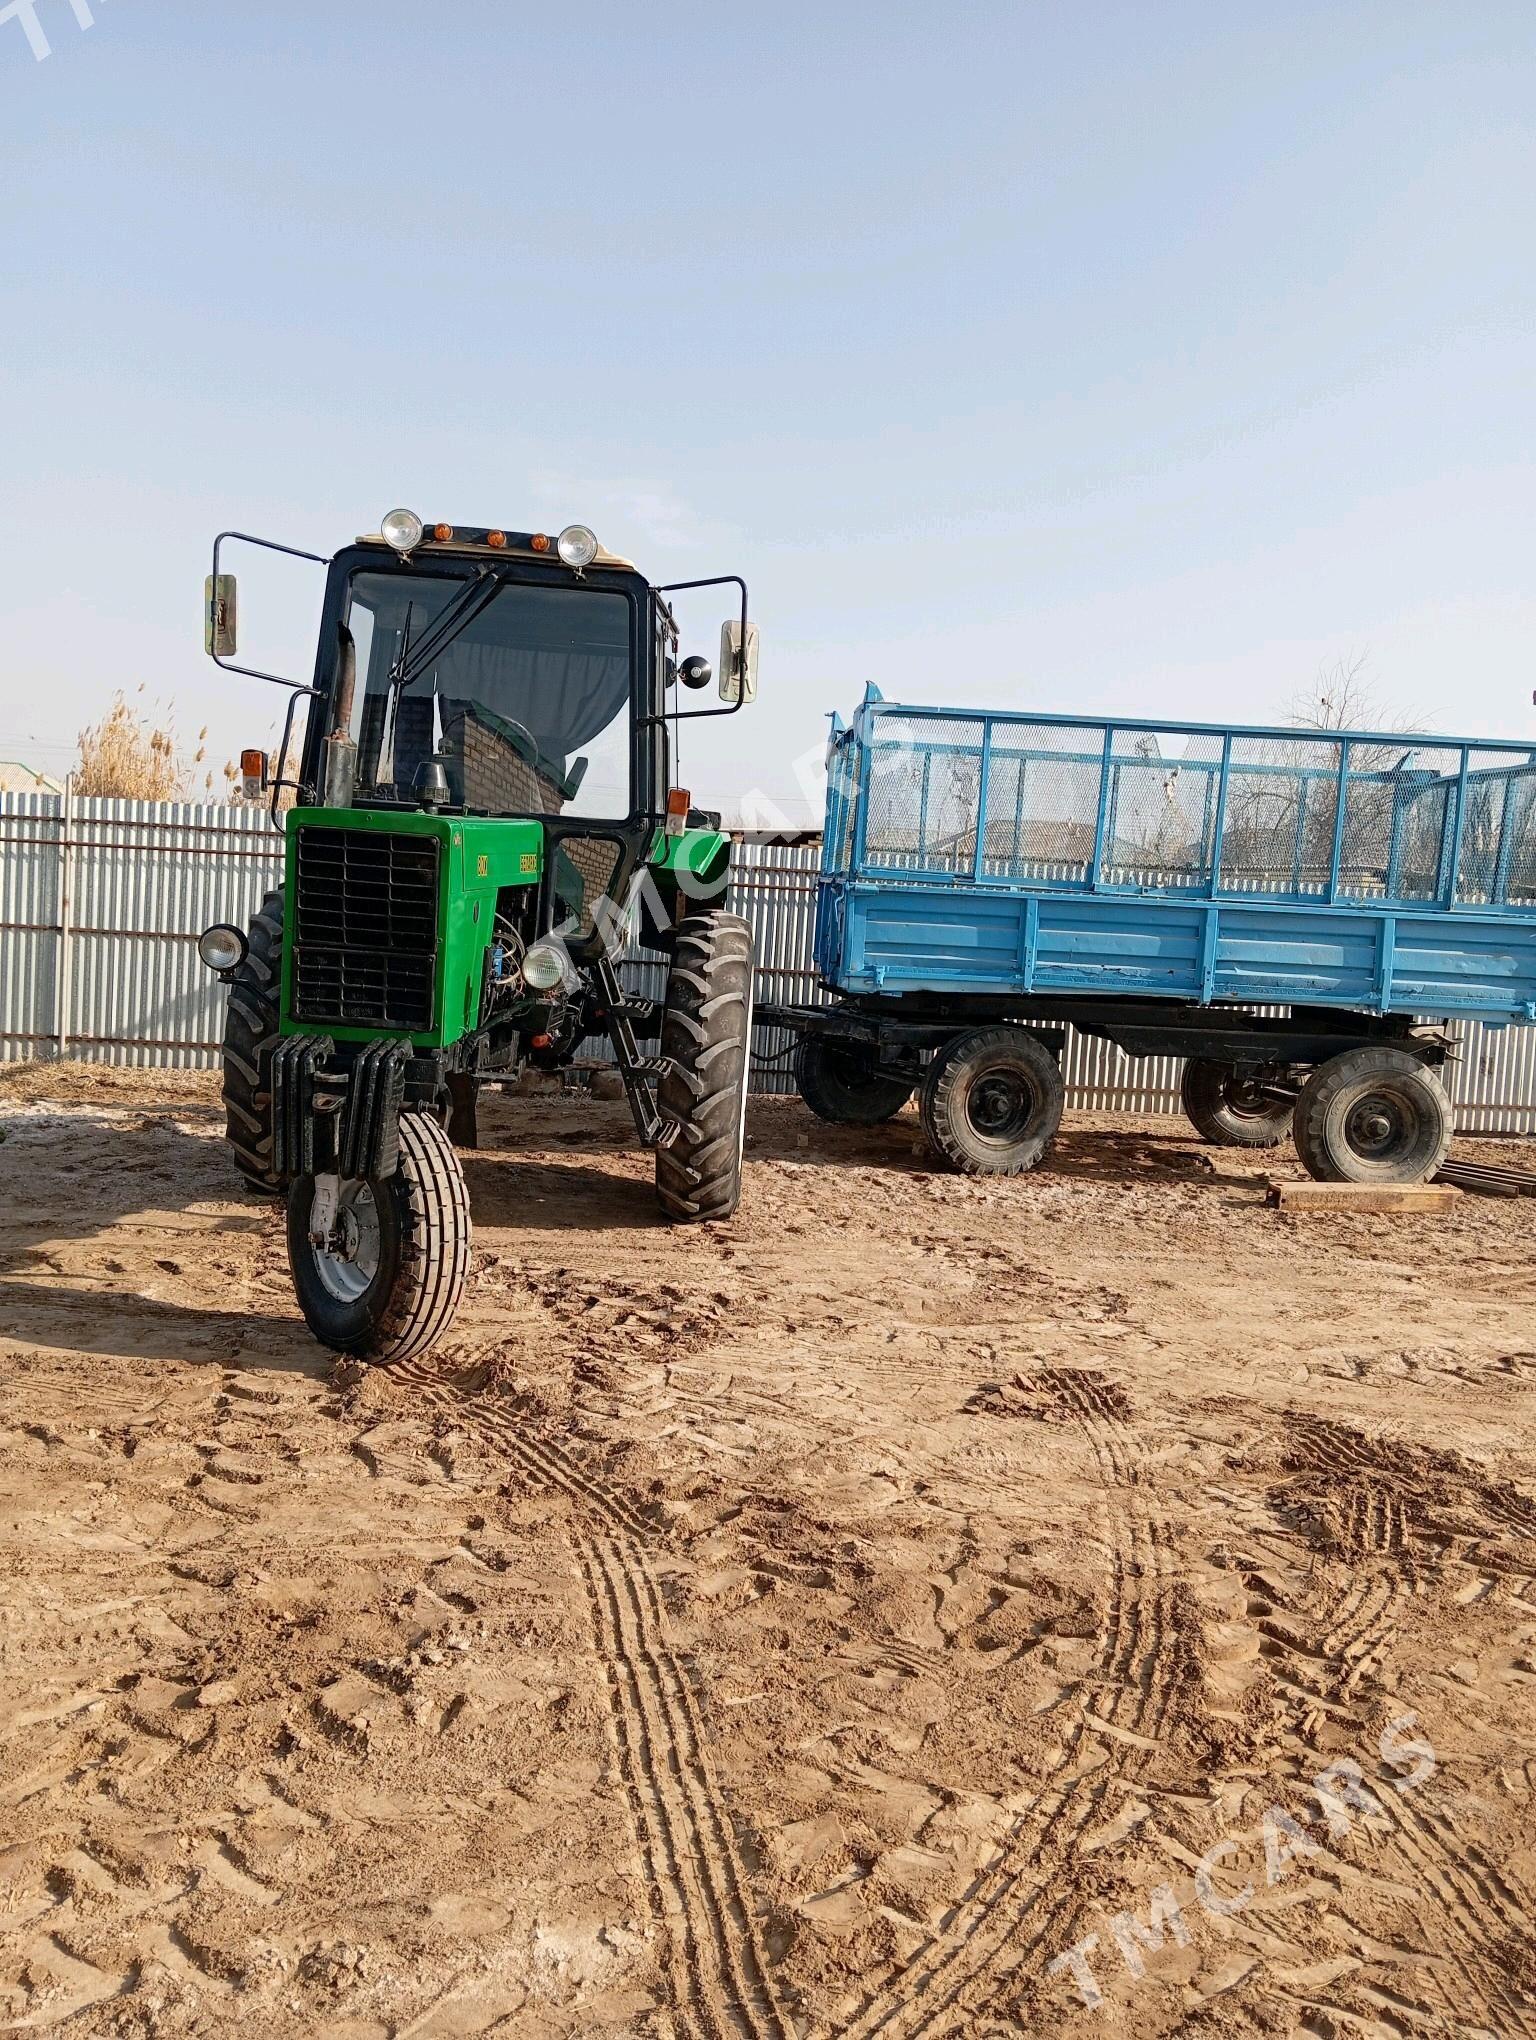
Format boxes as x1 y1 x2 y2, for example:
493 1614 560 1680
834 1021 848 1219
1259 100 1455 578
761 686 1536 1183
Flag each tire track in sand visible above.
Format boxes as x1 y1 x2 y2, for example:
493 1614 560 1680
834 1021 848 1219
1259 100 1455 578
834 1366 1187 2040
389 1359 791 2040
1260 1415 1536 2037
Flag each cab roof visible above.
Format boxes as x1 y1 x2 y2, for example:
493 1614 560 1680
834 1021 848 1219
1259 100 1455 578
353 528 637 571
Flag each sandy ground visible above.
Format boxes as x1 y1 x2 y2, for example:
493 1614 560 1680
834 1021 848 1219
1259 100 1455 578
1 1062 1533 2039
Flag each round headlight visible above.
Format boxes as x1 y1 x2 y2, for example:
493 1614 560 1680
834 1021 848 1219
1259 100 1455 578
556 523 599 569
521 940 572 992
381 507 424 555
198 923 247 972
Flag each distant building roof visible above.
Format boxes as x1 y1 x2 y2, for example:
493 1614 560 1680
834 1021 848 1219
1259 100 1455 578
0 760 63 795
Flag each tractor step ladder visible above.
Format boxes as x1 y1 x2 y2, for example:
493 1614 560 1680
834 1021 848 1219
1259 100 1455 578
594 953 671 1147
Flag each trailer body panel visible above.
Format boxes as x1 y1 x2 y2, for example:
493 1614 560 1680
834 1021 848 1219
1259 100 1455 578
819 881 1536 1017
816 692 1536 1024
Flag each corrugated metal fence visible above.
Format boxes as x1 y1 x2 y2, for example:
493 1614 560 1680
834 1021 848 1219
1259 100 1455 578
2 791 1533 1132
0 790 283 1066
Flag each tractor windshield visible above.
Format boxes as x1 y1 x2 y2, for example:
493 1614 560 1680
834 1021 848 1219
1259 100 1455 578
345 569 633 818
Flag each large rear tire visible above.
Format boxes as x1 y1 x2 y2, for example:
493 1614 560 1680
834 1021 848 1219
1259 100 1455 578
795 1035 914 1125
1292 1047 1452 1185
287 1111 471 1362
655 911 754 1223
1180 1058 1293 1149
920 1026 1064 1176
220 889 286 1194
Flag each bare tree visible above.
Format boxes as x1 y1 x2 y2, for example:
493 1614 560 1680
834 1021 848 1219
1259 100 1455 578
1287 649 1374 731
1266 650 1447 896
1287 649 1421 737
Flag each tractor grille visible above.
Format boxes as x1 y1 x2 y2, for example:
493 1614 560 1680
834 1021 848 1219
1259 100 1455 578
291 826 440 1031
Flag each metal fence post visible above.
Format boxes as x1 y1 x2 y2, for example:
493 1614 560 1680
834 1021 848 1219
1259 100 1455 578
851 716 873 874
1207 733 1234 897
1326 741 1351 903
972 719 994 880
1443 747 1470 908
54 774 73 1060
1491 771 1518 907
1088 727 1115 891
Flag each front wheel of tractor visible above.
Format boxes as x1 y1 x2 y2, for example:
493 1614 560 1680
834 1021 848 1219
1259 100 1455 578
655 911 754 1223
286 1111 471 1362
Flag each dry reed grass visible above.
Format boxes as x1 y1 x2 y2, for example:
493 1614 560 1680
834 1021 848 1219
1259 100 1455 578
74 688 214 801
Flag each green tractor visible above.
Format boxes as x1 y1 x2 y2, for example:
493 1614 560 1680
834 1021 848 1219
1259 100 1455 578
199 509 759 1362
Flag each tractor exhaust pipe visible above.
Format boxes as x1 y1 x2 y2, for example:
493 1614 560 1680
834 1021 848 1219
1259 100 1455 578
321 622 358 807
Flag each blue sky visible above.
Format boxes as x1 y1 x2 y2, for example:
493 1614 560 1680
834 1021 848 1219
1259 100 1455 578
3 0 1532 819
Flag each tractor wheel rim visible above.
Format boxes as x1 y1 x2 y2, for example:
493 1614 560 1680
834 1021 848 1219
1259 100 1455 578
311 1179 381 1304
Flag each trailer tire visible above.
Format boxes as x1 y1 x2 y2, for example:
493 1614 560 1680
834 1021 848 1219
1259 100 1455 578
1292 1047 1452 1185
1180 1059 1293 1149
287 1111 471 1362
795 1035 914 1125
655 911 754 1223
220 888 287 1194
920 1026 1064 1177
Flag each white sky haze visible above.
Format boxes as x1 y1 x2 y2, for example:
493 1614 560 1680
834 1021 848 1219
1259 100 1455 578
3 0 1533 820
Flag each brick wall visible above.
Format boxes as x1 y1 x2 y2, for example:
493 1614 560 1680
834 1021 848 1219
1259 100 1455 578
557 836 621 929
440 711 618 928
443 712 565 817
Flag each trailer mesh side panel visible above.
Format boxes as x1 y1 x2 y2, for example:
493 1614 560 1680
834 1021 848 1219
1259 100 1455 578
841 712 1536 911
291 827 439 1031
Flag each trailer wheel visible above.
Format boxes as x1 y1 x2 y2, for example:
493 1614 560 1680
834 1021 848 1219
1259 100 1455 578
1292 1047 1452 1185
795 1036 914 1125
1180 1059 1293 1149
655 911 754 1223
220 888 287 1194
287 1111 471 1362
920 1027 1064 1177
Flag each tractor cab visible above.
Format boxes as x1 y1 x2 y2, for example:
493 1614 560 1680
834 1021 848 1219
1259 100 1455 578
208 511 756 924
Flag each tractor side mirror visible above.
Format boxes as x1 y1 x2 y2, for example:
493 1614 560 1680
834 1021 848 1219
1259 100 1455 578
678 654 713 690
205 574 238 657
719 618 759 704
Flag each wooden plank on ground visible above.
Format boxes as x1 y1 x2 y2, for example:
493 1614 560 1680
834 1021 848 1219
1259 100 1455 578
1265 1178 1462 1214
